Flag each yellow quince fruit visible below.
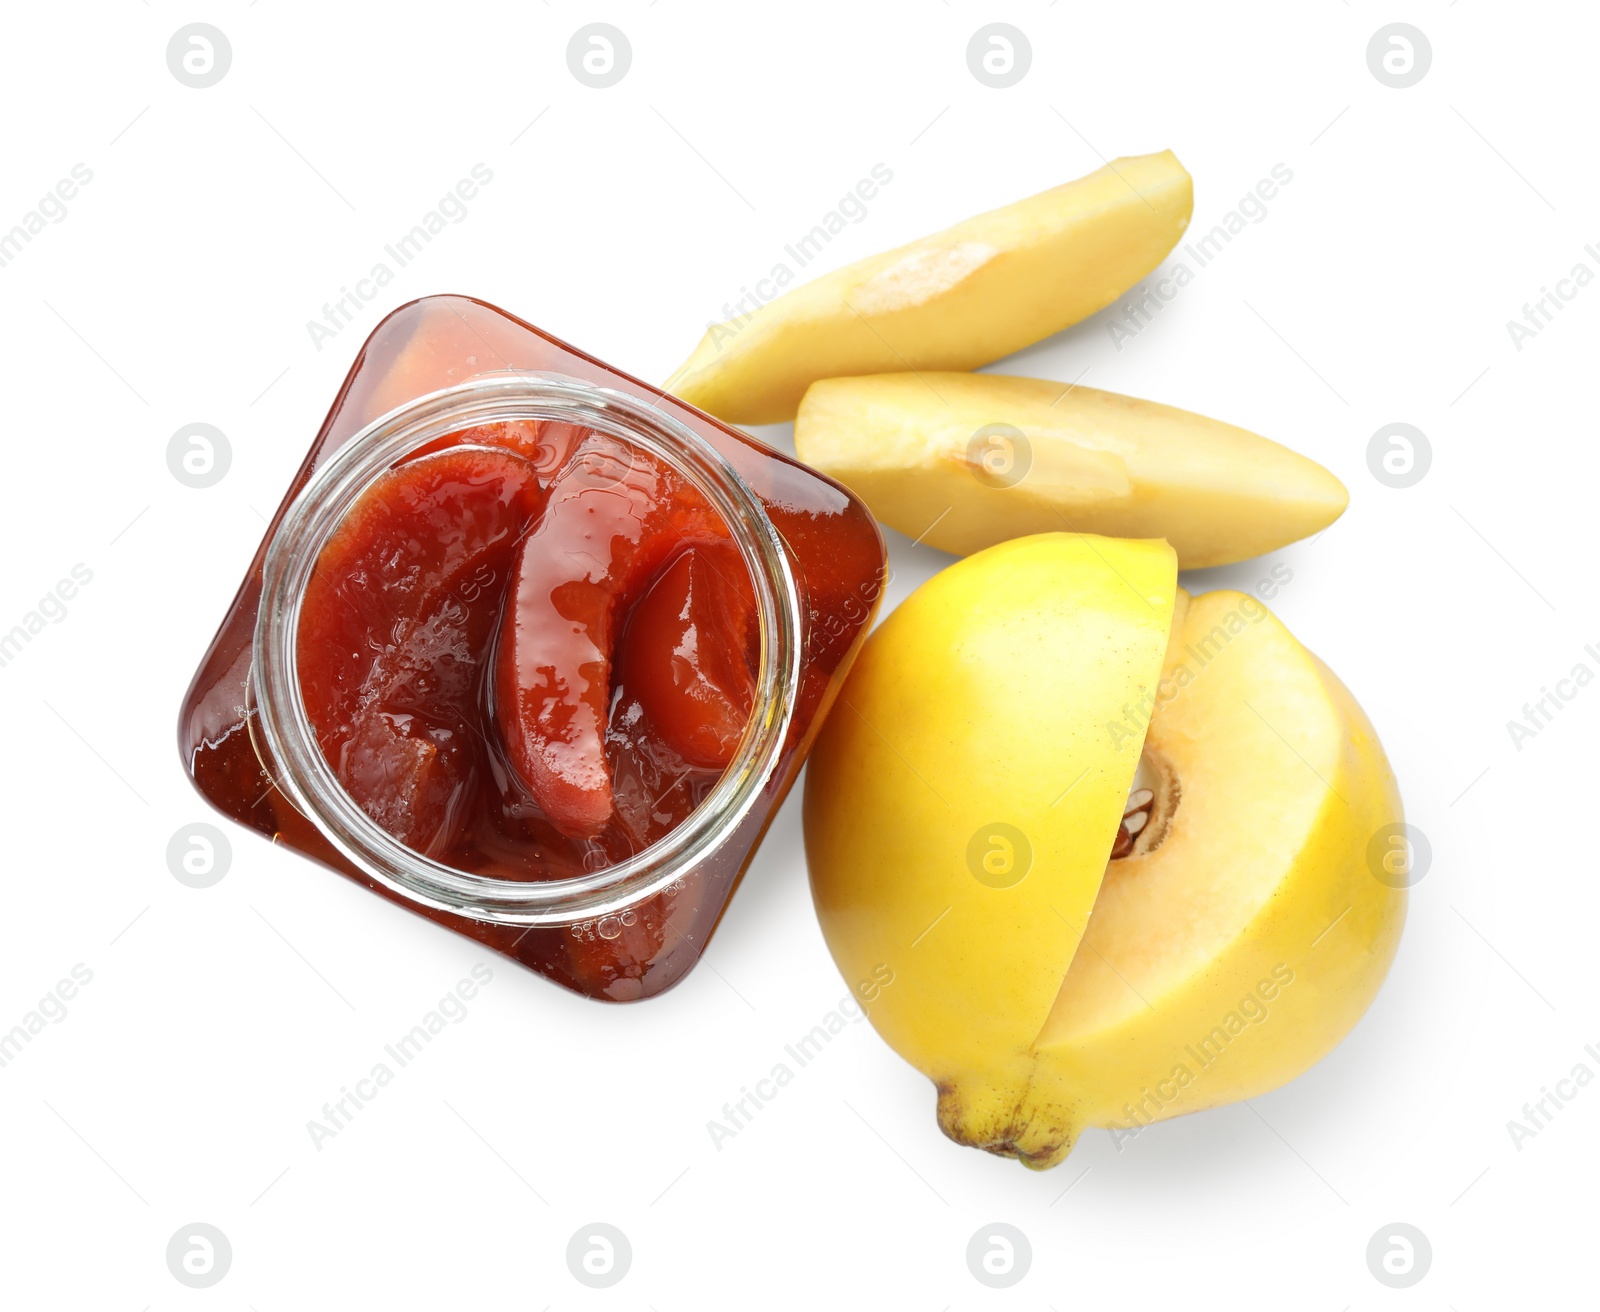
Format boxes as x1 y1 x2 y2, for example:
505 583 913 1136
804 534 1405 1167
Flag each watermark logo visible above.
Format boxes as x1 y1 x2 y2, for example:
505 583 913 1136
1506 645 1600 751
166 1222 231 1288
819 560 893 645
1366 25 1431 89
1506 1040 1600 1150
700 165 895 354
306 165 495 352
567 24 631 88
1105 570 1292 747
966 1222 1031 1288
1365 1222 1431 1287
706 967 894 1150
0 964 94 1071
1106 166 1294 350
1109 965 1296 1149
966 823 1032 889
1367 822 1431 889
167 25 231 89
1366 422 1430 489
0 564 94 672
967 25 1031 88
566 1222 631 1288
167 823 232 889
305 964 494 1150
0 164 94 273
966 424 1032 488
1506 248 1600 351
167 423 231 489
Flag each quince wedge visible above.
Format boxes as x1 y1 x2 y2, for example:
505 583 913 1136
804 538 1405 1168
794 372 1348 568
665 152 1193 424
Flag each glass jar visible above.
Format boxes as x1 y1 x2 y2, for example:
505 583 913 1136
178 295 886 1002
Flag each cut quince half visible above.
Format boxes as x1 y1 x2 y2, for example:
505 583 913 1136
805 541 1406 1169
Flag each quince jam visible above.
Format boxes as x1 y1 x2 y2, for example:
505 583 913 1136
178 296 885 1001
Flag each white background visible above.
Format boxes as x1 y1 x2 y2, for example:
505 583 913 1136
0 1 1592 1306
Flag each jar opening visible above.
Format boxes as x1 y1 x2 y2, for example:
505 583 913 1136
252 373 802 926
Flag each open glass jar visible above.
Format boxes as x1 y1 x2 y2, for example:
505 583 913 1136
179 296 886 1001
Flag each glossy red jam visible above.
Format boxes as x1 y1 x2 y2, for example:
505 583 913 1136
296 427 760 870
178 296 885 1001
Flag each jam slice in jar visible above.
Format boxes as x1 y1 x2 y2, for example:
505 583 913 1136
178 295 886 1002
617 539 757 771
494 431 752 840
296 446 543 856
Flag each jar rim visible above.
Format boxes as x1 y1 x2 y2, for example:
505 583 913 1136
252 372 802 927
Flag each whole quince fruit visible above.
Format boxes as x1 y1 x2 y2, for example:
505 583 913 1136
804 533 1405 1167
